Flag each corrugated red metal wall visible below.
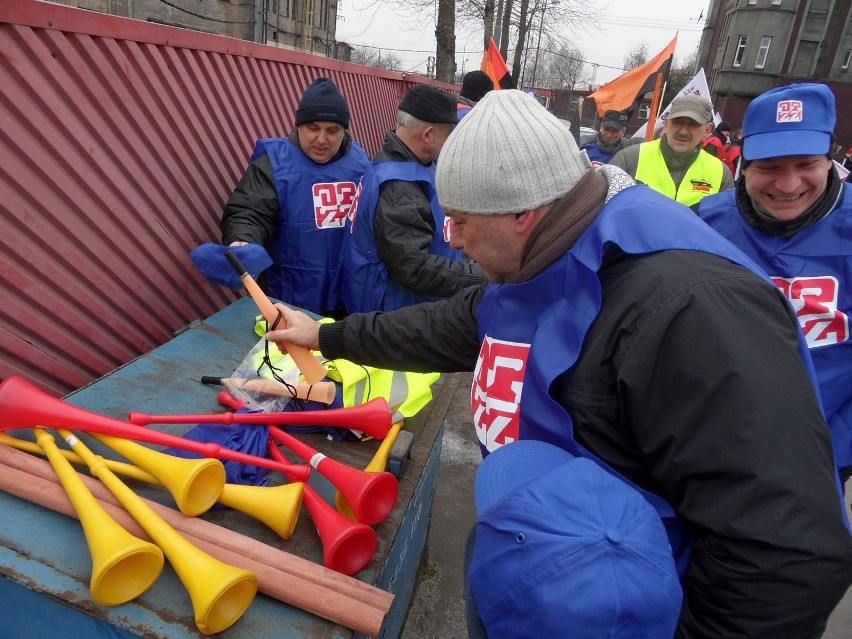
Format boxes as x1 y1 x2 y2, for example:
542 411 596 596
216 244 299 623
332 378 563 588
0 0 456 396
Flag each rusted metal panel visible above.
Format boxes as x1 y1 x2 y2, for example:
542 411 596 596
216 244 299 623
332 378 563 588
1 0 456 396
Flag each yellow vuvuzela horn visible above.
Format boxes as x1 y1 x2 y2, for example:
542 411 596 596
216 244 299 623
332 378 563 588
1 433 303 541
32 428 164 606
57 429 258 635
89 432 225 517
335 421 404 521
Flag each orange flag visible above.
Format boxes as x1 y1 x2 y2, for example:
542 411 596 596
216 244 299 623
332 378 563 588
587 35 678 116
481 37 515 90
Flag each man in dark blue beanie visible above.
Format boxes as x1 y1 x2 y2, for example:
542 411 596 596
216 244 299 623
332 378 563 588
294 76 350 129
221 76 369 317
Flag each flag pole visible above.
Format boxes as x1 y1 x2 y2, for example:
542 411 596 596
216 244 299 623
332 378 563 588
645 73 664 142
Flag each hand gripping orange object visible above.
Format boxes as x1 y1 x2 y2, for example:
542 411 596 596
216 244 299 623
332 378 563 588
225 250 328 385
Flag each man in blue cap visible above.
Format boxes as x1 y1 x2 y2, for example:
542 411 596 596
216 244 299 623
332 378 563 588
699 82 851 482
221 76 370 317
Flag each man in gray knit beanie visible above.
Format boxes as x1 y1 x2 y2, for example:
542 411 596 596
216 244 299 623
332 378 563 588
438 89 588 216
266 90 852 639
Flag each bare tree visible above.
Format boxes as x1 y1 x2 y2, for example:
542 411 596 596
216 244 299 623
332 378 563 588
510 0 533 83
458 0 600 83
350 0 600 87
482 0 495 49
623 42 650 70
662 49 700 106
499 0 515 59
435 0 456 82
350 46 404 71
529 40 589 91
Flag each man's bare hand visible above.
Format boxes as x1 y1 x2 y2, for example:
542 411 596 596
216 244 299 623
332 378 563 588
265 303 321 351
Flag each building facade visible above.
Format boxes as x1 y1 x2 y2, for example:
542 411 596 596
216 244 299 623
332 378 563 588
43 0 344 58
696 0 851 146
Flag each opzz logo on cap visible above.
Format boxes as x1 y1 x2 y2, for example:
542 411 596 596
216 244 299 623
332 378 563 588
776 100 803 123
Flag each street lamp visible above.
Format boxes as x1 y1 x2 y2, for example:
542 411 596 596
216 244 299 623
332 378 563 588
531 0 558 88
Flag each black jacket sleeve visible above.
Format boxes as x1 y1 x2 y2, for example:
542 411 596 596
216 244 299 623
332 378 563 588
565 250 852 639
318 282 484 372
221 152 279 246
373 179 486 298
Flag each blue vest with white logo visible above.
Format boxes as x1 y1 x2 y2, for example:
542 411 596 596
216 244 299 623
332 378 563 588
699 186 852 470
252 138 369 314
474 185 824 578
342 160 462 313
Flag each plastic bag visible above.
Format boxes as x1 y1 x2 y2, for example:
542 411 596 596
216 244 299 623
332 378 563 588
226 334 302 413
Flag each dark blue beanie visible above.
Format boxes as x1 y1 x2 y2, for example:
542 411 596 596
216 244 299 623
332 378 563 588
295 77 350 129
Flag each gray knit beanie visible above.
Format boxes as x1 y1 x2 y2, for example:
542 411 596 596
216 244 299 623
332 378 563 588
436 89 589 214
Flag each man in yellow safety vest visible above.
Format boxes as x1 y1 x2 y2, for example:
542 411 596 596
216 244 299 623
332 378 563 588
610 95 734 209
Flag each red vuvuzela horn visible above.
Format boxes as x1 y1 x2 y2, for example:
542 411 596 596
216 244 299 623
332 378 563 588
269 425 398 526
129 397 393 441
267 441 378 575
216 392 397 526
0 376 310 482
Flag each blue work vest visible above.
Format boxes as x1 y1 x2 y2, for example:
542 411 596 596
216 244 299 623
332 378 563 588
474 185 823 579
580 140 617 165
252 138 369 314
342 160 462 313
699 187 852 470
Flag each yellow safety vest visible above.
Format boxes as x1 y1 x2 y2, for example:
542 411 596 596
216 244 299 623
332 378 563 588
635 139 724 207
252 316 439 423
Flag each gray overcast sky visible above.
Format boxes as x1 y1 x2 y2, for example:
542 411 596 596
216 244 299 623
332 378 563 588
337 0 709 85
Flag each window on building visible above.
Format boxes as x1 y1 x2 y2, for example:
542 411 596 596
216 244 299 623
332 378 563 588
747 0 757 5
733 35 748 67
755 36 772 69
319 0 329 30
770 0 782 4
843 50 852 71
719 11 732 46
638 104 650 120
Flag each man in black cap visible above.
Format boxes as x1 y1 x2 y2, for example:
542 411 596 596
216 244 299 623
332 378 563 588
342 84 485 313
580 109 631 165
457 70 494 119
221 76 370 317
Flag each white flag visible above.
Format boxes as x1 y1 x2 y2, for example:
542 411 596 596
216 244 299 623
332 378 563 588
632 67 717 139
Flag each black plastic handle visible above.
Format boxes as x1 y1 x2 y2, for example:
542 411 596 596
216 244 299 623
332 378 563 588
225 249 247 277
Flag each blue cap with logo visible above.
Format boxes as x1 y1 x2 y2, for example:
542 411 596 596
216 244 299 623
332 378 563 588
469 440 682 639
742 83 835 161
